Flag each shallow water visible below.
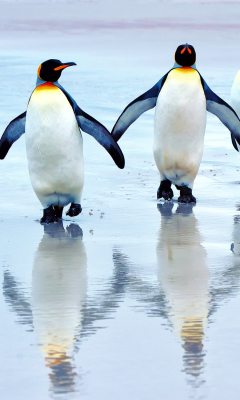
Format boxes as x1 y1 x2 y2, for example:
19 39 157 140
1 1 240 399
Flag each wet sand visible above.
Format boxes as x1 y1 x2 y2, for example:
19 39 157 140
1 1 240 399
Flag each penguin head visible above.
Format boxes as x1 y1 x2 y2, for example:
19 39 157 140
37 59 76 82
174 44 196 67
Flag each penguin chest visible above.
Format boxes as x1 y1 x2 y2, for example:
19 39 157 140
25 84 84 195
154 68 206 180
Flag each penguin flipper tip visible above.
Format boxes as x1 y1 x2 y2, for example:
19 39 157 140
0 111 26 159
0 138 11 159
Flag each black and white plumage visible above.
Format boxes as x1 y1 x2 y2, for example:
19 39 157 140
0 59 125 223
112 44 240 202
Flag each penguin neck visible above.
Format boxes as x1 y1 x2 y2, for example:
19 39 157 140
36 76 59 88
172 62 197 70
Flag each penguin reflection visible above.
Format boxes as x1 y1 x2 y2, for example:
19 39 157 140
31 222 87 394
3 224 138 394
231 214 240 255
157 203 209 387
223 213 240 297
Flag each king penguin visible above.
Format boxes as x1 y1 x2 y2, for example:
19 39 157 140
111 44 240 203
0 59 125 223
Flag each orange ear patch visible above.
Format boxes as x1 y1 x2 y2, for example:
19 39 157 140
37 64 42 79
181 47 186 54
187 47 192 54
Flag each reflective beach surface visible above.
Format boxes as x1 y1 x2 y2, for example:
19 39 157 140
1 1 240 399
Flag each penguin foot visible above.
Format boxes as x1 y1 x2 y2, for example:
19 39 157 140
178 194 196 203
157 179 173 200
66 203 82 217
41 205 59 224
53 205 63 220
161 188 174 201
177 186 196 203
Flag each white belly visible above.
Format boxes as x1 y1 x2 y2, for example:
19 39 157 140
153 68 206 187
230 70 240 117
25 84 84 208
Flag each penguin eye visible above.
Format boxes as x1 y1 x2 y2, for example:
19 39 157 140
181 47 186 54
187 48 192 54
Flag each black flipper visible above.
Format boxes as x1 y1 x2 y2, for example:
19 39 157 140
0 112 26 159
55 83 125 169
75 105 125 169
200 75 240 151
111 72 170 142
231 133 238 151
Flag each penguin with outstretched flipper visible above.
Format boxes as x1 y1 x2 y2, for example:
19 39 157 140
0 59 125 223
112 44 240 203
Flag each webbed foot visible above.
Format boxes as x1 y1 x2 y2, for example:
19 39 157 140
157 179 174 200
177 186 196 203
66 203 82 217
41 205 59 224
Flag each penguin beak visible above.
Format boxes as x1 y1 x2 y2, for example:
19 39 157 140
54 62 76 71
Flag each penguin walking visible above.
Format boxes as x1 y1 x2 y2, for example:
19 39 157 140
0 59 124 223
111 44 240 203
230 70 240 117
